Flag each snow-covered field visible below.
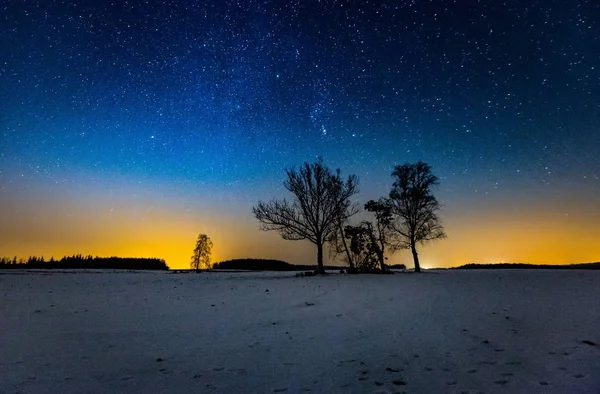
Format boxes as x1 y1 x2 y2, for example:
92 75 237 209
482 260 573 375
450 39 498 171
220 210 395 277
1 269 599 393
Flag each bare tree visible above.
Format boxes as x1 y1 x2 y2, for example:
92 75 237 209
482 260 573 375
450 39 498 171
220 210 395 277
364 199 394 272
344 224 379 272
253 158 359 274
327 200 359 270
341 206 392 274
191 234 213 271
388 161 446 272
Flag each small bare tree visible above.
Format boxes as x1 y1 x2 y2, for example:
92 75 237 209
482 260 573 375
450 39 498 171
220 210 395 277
253 158 359 274
191 234 213 271
388 161 445 272
364 199 394 272
327 200 359 270
344 224 379 272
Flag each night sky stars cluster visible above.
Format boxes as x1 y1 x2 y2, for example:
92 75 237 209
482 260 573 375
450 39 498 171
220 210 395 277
1 0 599 267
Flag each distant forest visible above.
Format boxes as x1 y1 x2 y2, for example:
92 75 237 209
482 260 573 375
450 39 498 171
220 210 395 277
0 255 169 270
212 259 340 271
453 262 600 270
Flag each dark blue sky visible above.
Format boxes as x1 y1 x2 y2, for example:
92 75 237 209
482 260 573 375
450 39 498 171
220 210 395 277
1 0 599 267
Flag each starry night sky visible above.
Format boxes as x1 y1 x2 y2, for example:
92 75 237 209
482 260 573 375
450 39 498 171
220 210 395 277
2 0 600 268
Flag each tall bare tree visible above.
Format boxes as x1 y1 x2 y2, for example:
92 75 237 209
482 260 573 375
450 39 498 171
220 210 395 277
191 234 213 271
388 161 446 272
253 158 359 274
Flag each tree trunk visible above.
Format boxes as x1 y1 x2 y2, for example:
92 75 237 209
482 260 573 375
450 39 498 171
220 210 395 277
411 243 421 273
316 242 325 274
377 251 386 273
338 221 354 269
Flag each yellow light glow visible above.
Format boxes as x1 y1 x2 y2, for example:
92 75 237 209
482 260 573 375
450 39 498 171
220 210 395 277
1 184 599 269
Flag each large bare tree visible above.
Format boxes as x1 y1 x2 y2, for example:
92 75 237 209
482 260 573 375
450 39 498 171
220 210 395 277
253 158 359 274
388 161 446 272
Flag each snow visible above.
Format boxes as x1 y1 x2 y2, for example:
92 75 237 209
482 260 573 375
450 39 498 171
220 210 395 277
1 269 599 393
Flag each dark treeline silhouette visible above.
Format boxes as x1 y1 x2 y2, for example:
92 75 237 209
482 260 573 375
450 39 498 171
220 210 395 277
453 262 600 270
212 259 340 271
213 259 291 270
0 255 169 270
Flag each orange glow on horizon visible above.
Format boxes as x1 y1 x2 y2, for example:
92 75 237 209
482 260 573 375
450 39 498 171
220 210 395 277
1 184 599 269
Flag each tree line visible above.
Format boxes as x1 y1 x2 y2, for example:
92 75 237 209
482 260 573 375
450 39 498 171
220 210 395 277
212 259 341 271
454 262 600 270
252 158 446 274
0 255 169 270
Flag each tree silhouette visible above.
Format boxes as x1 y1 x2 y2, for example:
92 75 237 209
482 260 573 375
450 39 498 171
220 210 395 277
344 224 379 272
364 199 394 272
253 157 359 274
0 255 168 270
327 199 360 270
191 234 213 271
388 161 446 272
